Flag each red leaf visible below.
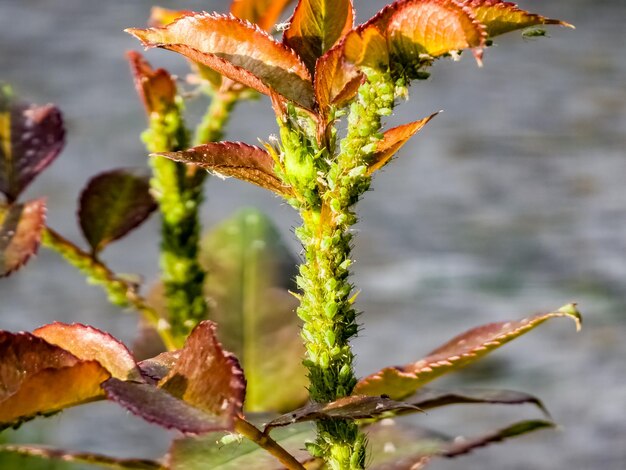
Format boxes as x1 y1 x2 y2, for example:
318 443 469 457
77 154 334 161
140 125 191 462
230 0 296 32
315 45 363 114
155 142 293 197
284 0 354 73
126 13 315 110
126 51 177 116
0 198 46 277
0 88 65 201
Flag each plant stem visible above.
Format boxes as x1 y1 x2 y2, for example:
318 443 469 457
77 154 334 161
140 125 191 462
41 227 177 350
143 91 237 344
234 418 306 470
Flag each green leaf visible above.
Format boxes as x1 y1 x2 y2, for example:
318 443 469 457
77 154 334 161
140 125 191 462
155 142 294 198
201 209 308 413
126 14 315 110
459 0 573 38
284 0 354 73
0 331 110 430
78 168 156 255
0 87 65 202
355 304 582 399
0 445 161 470
0 198 46 278
168 423 315 469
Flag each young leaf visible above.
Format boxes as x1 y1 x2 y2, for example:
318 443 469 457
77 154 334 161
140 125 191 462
230 0 295 32
314 45 363 114
355 304 582 399
342 25 390 69
0 445 161 470
386 0 486 64
126 51 177 116
367 113 438 175
0 87 65 202
265 395 420 432
32 322 141 381
0 331 110 429
201 209 308 412
459 0 573 38
0 198 46 277
126 14 315 110
138 350 181 383
155 142 293 198
78 168 156 255
284 0 354 73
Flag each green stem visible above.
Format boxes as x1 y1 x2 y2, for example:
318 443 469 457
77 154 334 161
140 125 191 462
41 227 177 350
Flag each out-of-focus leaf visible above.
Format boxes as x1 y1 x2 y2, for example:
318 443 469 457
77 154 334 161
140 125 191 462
355 304 581 399
386 0 486 64
0 331 110 429
159 321 246 422
265 395 419 431
102 379 233 435
284 0 354 73
459 0 573 38
0 445 161 470
149 6 193 27
201 209 308 413
230 0 295 32
315 45 363 114
367 113 438 175
366 419 554 468
126 14 315 110
155 142 293 198
127 51 177 116
0 198 45 277
342 24 389 69
32 323 141 381
78 168 156 255
0 87 65 201
167 422 315 469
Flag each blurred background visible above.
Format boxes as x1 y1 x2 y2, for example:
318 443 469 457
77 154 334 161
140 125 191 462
1 0 624 468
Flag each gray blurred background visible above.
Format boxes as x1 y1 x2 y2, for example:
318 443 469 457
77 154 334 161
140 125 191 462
1 0 625 468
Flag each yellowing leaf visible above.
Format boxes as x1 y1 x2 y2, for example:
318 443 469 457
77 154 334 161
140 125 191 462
387 0 486 63
342 25 390 69
459 0 573 38
126 14 315 109
0 198 46 278
33 323 141 381
355 304 581 399
126 51 177 116
284 0 354 73
367 113 438 175
230 0 295 32
155 142 293 198
0 331 110 429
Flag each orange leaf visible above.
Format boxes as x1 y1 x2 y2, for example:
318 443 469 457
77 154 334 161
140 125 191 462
0 332 110 429
155 142 293 198
367 113 438 175
342 24 390 69
459 0 573 38
126 51 177 117
33 323 141 381
315 45 363 114
386 0 486 64
230 0 295 32
284 0 354 73
126 13 314 110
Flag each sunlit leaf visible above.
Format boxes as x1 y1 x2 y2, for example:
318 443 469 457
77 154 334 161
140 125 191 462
201 209 308 412
459 0 573 38
0 87 64 202
367 113 438 175
386 0 486 64
0 445 161 470
168 423 315 469
265 395 419 431
126 14 315 109
0 331 110 429
78 168 156 255
32 323 141 381
315 45 363 114
342 24 389 69
284 0 354 73
149 6 193 27
127 51 177 116
355 304 582 399
0 198 46 278
230 0 295 32
155 142 293 198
